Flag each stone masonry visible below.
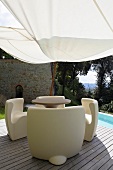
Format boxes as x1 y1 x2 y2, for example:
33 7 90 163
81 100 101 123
0 59 52 105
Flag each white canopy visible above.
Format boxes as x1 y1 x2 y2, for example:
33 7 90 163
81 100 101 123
0 0 113 63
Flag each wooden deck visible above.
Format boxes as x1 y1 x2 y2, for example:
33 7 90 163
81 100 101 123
0 119 113 170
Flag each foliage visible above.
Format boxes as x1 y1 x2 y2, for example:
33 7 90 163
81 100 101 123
0 106 5 119
64 87 79 106
86 88 93 98
106 75 113 103
56 62 71 95
68 78 87 104
0 48 14 59
55 56 113 114
100 101 113 113
55 82 80 106
56 61 91 96
92 55 113 106
55 62 91 105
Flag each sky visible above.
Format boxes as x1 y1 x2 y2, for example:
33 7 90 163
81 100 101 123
0 2 97 84
0 1 22 28
77 71 97 84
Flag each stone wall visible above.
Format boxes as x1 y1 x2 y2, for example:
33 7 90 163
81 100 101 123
0 59 52 105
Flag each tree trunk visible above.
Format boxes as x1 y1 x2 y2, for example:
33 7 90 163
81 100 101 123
50 62 57 96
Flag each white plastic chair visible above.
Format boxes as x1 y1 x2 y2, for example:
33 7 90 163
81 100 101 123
27 106 85 165
81 98 98 141
5 98 27 140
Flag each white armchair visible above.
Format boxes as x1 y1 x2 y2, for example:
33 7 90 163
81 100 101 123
81 98 98 142
5 98 27 140
27 106 85 165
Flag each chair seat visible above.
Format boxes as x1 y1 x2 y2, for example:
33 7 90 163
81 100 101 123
12 111 27 123
85 113 92 124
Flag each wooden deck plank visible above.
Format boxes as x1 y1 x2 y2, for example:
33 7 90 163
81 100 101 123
82 128 113 150
89 150 113 170
0 120 113 170
56 130 113 170
74 141 113 170
79 145 113 170
108 164 113 170
59 142 112 170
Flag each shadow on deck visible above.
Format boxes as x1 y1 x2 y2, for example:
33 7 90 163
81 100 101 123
0 120 113 170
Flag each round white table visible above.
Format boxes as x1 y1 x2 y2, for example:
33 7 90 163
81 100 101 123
32 97 71 108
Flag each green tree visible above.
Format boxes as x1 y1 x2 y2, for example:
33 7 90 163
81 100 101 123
92 55 113 106
69 78 86 104
0 48 3 59
0 48 14 59
86 88 93 98
107 74 113 102
56 62 71 95
68 62 91 95
56 61 91 98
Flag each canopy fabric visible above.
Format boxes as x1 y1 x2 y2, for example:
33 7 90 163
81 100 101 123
0 0 113 63
0 27 53 63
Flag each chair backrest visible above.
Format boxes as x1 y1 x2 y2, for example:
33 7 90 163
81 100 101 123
27 106 85 159
81 98 98 129
36 96 65 108
81 98 98 116
81 98 99 141
5 98 24 135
